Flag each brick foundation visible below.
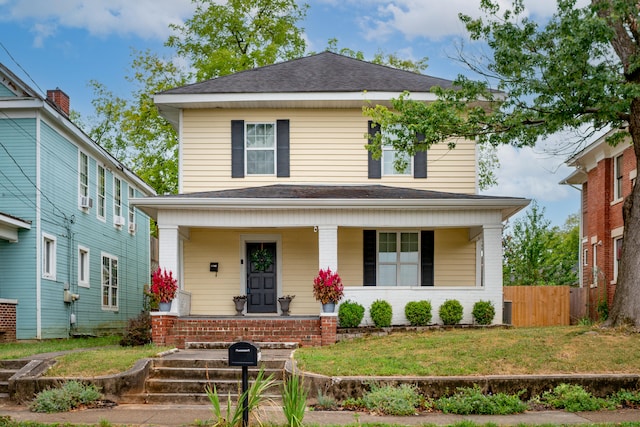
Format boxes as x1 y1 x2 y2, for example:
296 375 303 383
0 300 18 342
151 315 337 348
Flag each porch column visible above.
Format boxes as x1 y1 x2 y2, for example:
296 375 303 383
483 224 504 324
158 224 180 313
317 225 338 271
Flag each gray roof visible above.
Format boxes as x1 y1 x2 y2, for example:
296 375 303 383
159 52 455 95
160 184 524 201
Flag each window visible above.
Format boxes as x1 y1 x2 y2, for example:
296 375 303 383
97 165 105 219
381 126 412 175
78 246 90 287
583 248 589 266
613 237 623 282
378 232 419 286
592 243 598 285
246 123 276 175
615 154 624 200
128 186 136 232
113 177 122 222
42 233 56 280
79 152 89 199
101 253 118 309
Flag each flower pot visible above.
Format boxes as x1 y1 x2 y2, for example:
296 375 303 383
159 302 172 312
234 298 246 316
278 297 293 316
322 302 335 313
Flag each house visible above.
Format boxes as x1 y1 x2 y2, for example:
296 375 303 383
562 129 636 318
0 63 156 340
134 52 529 347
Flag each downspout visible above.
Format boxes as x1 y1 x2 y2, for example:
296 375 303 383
565 182 583 288
36 111 42 339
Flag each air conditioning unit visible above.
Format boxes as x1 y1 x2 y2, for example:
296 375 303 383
79 196 93 209
128 223 137 233
114 216 125 226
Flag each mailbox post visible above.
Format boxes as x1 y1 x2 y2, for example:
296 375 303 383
228 341 261 427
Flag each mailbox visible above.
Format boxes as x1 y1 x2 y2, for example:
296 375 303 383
228 341 261 366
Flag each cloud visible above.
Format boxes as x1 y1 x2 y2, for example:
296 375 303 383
0 0 196 43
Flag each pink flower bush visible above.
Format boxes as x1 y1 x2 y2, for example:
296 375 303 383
313 268 344 304
150 267 178 303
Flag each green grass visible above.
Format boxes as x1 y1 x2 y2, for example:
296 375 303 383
0 336 171 377
295 325 640 376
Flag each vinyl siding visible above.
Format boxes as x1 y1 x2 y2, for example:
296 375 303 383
0 82 16 97
434 228 477 286
181 109 476 194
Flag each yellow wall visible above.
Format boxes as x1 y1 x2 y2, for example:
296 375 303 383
183 227 477 315
181 109 476 194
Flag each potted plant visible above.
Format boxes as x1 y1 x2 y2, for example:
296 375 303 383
313 268 344 313
278 295 295 316
233 295 247 316
150 267 178 312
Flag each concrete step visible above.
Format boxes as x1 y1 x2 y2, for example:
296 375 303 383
0 381 8 394
152 359 285 370
149 367 284 381
0 360 30 370
145 378 283 395
0 369 16 381
122 391 282 405
186 342 298 350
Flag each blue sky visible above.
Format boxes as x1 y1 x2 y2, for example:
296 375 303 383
0 0 588 227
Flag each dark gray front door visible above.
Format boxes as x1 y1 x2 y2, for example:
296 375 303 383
246 242 277 313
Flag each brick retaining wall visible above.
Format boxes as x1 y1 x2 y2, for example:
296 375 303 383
0 299 18 342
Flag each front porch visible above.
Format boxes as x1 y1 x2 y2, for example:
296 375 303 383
151 313 337 348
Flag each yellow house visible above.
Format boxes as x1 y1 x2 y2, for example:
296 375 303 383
134 52 528 347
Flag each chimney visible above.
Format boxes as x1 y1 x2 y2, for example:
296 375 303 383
46 88 70 116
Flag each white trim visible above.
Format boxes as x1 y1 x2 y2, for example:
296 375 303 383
611 226 624 238
36 112 42 339
78 151 89 210
178 109 184 193
100 252 119 310
245 122 277 176
96 164 106 221
113 176 122 226
78 245 90 288
41 232 57 281
239 234 283 298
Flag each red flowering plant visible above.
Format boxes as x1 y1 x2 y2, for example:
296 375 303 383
149 267 178 303
312 268 344 304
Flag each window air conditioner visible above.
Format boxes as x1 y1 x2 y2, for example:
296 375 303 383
79 196 93 208
128 223 137 233
114 216 125 226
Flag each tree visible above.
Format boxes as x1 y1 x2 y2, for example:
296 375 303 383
84 0 309 195
503 202 578 286
364 0 640 327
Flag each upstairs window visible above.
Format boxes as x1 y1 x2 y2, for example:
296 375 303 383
113 177 122 219
128 186 135 228
97 165 106 220
79 152 89 198
381 126 412 176
246 123 276 175
614 154 624 200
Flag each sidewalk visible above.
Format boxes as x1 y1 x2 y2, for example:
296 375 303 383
3 402 640 426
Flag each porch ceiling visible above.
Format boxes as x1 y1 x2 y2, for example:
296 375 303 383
133 184 530 226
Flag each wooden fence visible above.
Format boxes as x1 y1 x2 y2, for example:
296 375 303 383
503 286 570 327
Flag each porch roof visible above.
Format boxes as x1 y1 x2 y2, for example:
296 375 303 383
0 211 31 243
132 184 529 221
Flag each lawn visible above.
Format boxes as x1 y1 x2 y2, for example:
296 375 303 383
294 325 640 377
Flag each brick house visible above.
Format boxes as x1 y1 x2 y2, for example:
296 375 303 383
563 129 636 317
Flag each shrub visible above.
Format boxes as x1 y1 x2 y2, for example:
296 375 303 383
439 299 463 325
539 384 610 412
361 383 421 415
369 299 392 327
338 300 365 328
404 300 432 326
120 311 152 346
30 380 102 413
434 385 527 415
472 300 495 325
610 389 640 408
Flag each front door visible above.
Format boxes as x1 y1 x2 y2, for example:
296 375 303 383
246 242 277 313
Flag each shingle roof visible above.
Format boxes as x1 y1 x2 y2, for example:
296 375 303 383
159 52 455 95
163 184 523 201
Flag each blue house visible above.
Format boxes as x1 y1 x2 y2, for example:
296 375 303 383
0 63 156 340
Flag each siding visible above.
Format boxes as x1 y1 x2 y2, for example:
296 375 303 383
181 109 476 194
0 83 16 97
434 228 477 286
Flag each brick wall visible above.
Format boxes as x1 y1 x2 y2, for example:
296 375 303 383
0 300 17 342
151 315 334 348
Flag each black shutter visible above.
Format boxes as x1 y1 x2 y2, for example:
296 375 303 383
363 230 377 286
231 120 245 178
276 119 290 177
421 230 434 286
367 121 381 179
414 133 427 178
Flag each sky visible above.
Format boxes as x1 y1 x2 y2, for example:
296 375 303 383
0 0 592 227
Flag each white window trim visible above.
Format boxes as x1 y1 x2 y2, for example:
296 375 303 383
377 230 420 286
613 154 624 202
42 232 57 281
101 252 119 310
79 151 89 200
613 237 623 285
245 122 277 176
128 186 136 233
96 164 106 222
113 176 123 227
78 245 90 288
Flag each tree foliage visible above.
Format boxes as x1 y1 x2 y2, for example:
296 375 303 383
503 202 578 286
364 0 640 326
